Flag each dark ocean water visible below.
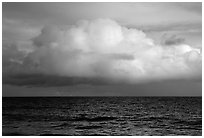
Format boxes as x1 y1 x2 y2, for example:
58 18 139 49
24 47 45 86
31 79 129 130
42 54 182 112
2 97 202 136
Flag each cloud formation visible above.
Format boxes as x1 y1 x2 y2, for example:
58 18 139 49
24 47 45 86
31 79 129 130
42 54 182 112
22 18 201 83
161 34 185 46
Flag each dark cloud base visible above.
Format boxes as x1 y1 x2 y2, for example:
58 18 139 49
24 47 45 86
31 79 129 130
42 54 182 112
3 73 112 87
3 72 201 87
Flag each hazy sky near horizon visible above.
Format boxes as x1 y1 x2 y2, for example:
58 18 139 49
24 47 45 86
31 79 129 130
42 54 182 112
2 2 202 96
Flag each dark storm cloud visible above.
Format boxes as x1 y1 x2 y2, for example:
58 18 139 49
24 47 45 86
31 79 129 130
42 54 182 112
3 78 202 96
3 71 201 88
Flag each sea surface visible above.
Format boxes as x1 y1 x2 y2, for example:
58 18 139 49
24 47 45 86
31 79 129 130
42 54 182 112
2 97 202 136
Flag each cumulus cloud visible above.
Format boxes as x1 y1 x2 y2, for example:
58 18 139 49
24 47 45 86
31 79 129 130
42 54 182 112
25 18 202 83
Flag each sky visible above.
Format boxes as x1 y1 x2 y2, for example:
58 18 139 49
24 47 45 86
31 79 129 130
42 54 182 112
2 2 202 96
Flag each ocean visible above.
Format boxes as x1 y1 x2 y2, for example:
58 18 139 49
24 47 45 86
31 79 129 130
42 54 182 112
2 97 202 136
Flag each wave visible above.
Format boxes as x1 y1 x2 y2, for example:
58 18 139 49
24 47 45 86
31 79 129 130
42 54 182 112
75 125 103 129
3 113 117 122
73 116 117 122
